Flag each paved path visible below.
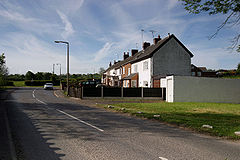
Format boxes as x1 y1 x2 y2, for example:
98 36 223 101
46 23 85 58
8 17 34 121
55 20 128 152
4 87 240 160
0 89 16 160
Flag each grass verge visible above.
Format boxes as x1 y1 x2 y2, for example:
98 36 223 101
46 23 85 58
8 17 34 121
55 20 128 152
13 81 25 87
101 102 240 140
10 81 59 88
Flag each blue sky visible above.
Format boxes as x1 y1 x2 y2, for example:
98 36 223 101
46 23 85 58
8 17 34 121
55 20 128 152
0 0 239 74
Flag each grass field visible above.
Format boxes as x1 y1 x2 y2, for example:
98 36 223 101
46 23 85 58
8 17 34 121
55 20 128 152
103 102 240 140
13 81 25 87
11 81 59 88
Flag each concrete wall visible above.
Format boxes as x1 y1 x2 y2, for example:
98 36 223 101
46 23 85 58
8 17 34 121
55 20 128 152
166 76 240 103
153 38 191 76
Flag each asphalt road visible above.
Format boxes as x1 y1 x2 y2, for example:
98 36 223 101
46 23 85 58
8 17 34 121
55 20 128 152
4 87 240 160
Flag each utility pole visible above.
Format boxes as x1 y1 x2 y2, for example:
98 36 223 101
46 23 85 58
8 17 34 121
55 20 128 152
141 29 144 44
52 64 55 75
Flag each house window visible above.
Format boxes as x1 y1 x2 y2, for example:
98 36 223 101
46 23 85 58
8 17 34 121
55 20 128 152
143 61 148 71
191 72 196 76
126 80 129 87
197 72 202 76
123 67 125 74
131 80 137 88
128 68 131 76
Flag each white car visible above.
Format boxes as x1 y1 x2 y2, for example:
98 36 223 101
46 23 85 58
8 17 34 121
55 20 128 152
44 83 53 90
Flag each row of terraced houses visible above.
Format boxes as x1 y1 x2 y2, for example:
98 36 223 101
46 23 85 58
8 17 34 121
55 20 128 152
102 34 195 88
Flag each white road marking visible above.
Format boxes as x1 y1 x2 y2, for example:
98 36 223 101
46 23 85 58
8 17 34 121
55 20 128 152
159 157 168 160
36 98 47 105
56 109 104 132
32 89 47 105
54 91 59 97
32 89 103 132
33 89 36 98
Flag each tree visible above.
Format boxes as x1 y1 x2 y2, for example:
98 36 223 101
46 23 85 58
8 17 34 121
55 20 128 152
35 72 44 80
99 67 105 76
43 72 52 80
180 0 240 51
0 53 8 76
0 53 8 86
237 63 240 74
25 71 35 80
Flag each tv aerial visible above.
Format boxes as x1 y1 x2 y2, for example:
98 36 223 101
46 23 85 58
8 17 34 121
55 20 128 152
141 29 145 44
149 30 157 38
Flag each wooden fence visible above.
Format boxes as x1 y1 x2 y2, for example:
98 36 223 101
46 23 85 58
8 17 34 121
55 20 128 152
64 86 165 99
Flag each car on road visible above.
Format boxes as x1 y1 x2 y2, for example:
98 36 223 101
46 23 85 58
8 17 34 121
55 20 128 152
44 83 53 90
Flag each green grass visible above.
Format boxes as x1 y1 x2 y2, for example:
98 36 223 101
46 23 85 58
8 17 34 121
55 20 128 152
10 81 60 88
13 81 25 87
103 102 240 140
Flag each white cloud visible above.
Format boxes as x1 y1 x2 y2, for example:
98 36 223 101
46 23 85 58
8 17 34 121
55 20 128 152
57 10 75 39
94 42 114 62
0 2 60 36
0 33 92 74
0 9 35 23
189 43 240 70
167 0 178 10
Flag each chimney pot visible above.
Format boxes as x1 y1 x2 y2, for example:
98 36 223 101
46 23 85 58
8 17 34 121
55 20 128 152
153 35 161 45
109 62 112 67
142 42 150 50
123 52 129 60
131 49 138 56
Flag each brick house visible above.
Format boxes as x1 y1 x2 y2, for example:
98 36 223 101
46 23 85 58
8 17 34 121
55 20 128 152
191 64 216 77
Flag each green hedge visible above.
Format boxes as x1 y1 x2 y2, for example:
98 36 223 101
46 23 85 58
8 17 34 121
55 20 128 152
25 80 60 86
7 81 14 86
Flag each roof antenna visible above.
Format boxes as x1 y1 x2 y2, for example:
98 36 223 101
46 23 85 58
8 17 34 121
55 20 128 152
141 29 144 44
149 30 156 38
136 43 139 49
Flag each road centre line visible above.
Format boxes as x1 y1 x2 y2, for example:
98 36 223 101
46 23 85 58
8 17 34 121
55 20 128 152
159 157 168 160
56 109 104 132
32 89 103 132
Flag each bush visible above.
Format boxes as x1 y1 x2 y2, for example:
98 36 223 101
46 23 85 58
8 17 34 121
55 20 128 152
25 80 60 86
0 77 8 86
7 81 14 86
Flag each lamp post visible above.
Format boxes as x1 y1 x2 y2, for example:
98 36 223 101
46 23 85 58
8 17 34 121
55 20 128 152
54 41 70 96
53 64 55 74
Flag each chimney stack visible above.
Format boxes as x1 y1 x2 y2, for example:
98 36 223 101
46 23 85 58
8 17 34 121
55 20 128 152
109 62 112 67
123 52 129 60
131 49 138 56
142 42 150 50
153 35 161 45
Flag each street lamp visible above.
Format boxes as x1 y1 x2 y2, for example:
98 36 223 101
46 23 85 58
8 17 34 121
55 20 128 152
54 41 70 96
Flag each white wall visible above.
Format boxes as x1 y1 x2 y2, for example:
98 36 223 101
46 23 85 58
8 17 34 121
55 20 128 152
166 76 240 103
132 58 151 87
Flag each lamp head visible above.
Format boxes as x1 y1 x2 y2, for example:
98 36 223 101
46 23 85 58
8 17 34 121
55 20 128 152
54 40 68 44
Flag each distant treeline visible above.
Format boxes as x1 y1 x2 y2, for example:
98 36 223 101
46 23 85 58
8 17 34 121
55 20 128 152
7 71 102 81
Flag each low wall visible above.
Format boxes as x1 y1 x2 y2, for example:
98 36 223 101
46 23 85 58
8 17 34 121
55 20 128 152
167 76 240 103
